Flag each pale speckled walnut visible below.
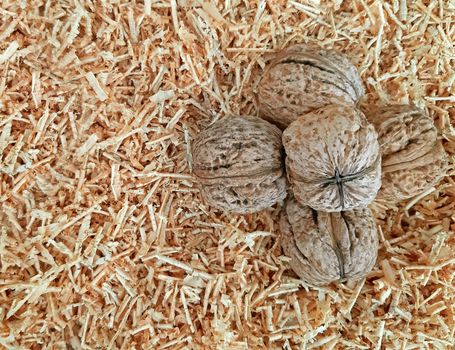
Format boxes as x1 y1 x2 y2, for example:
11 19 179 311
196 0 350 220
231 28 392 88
282 104 381 212
192 116 287 213
280 197 378 286
365 104 449 202
258 44 364 129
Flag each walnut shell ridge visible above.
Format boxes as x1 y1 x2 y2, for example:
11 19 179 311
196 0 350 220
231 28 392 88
283 104 381 212
258 44 365 129
192 116 287 213
365 104 449 202
280 197 378 286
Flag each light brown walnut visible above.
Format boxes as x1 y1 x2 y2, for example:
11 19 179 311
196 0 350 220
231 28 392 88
365 104 449 202
192 116 287 213
280 197 378 286
282 104 381 212
258 45 364 129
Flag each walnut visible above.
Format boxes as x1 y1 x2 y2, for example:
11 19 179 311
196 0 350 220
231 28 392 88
282 104 381 212
258 45 364 129
365 104 449 202
192 116 287 213
280 197 378 286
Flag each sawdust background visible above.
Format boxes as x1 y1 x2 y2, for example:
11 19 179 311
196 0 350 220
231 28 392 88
0 1 454 349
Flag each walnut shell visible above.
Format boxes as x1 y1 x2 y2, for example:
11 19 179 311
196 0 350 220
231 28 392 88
258 45 364 129
192 116 287 213
280 197 378 286
365 104 449 202
282 104 381 212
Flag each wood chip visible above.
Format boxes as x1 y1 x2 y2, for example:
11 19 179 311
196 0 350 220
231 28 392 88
0 1 453 348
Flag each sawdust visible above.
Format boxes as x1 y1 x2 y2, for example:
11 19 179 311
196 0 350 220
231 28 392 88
0 0 454 349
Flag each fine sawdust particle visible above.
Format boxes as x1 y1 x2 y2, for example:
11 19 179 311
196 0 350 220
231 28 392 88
0 1 454 349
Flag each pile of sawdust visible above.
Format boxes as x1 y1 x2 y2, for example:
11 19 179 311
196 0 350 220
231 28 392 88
0 0 453 349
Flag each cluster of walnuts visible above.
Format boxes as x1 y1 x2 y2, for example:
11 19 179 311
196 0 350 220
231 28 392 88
192 45 449 286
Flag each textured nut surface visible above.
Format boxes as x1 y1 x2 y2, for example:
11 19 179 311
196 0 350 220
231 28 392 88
280 197 378 286
283 105 381 212
258 45 364 128
365 104 448 202
192 116 287 213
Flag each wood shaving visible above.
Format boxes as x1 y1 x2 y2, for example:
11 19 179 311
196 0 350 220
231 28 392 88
0 1 454 349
